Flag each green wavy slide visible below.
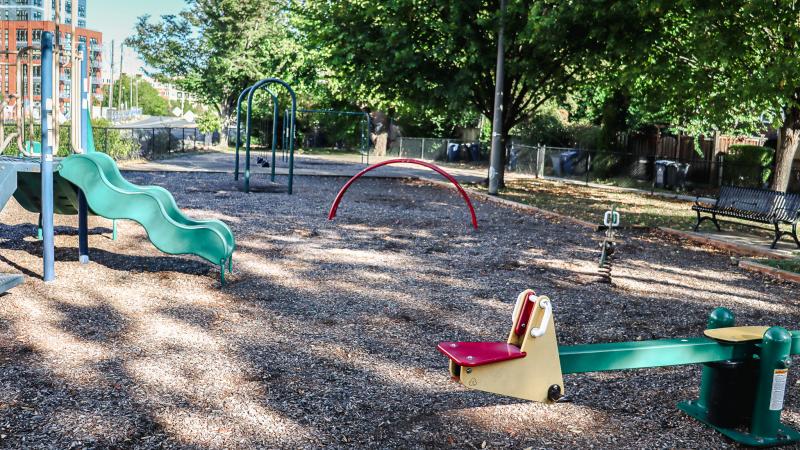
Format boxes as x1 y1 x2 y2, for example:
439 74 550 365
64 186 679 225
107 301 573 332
58 150 235 280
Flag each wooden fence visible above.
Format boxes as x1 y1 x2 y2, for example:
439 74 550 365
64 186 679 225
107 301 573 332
620 132 766 163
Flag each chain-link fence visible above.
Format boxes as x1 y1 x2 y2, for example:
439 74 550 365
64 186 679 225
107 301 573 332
506 143 799 194
0 124 217 161
385 137 488 162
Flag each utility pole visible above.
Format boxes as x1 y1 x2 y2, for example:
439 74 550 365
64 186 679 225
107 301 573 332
117 43 124 109
109 40 114 112
487 0 507 195
52 0 61 153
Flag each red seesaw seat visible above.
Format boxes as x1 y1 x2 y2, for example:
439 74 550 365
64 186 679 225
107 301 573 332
437 341 526 367
438 290 538 367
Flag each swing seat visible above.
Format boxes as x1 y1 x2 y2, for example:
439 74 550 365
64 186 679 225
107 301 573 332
437 341 525 367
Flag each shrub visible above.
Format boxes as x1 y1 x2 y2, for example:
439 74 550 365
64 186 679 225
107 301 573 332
91 118 140 160
197 111 221 135
724 144 774 187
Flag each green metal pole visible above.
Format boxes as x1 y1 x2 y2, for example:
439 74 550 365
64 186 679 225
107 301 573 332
696 307 736 411
270 98 278 182
234 86 253 181
288 101 295 195
750 326 793 440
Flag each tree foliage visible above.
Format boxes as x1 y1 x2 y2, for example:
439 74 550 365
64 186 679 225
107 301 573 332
298 0 660 180
101 74 170 116
125 0 323 143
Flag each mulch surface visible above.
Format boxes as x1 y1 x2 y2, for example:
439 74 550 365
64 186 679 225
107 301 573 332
0 169 798 449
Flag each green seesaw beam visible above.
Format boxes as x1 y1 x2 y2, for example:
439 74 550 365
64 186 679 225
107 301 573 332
559 331 800 374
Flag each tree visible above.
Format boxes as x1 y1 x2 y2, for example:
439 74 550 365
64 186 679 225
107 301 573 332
101 74 171 116
614 1 800 191
125 0 318 146
298 0 660 186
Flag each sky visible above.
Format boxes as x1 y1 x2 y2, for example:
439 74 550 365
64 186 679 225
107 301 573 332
87 0 187 77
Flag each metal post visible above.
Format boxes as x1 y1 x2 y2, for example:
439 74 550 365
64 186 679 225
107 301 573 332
151 128 155 155
536 144 545 178
488 0 507 195
182 127 185 152
421 137 426 159
108 40 114 113
78 43 90 263
585 151 591 186
750 327 792 439
167 127 172 154
695 308 735 411
234 86 252 181
40 32 55 281
104 127 108 152
270 97 278 181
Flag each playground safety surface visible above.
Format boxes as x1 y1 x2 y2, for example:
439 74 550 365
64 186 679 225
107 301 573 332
0 167 798 449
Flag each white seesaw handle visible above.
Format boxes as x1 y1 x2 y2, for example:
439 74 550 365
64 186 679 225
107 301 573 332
529 297 552 338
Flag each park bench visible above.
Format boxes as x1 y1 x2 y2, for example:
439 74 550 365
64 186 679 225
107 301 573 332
692 185 800 249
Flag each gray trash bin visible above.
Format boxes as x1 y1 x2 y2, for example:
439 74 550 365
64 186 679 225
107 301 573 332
655 160 672 188
551 154 563 177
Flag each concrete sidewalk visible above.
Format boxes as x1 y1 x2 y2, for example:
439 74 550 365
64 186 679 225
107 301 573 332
118 151 489 183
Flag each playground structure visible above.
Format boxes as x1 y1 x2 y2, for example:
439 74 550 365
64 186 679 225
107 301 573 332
293 109 372 163
597 206 619 283
328 158 478 230
0 273 23 294
0 32 235 284
439 290 800 447
233 78 297 194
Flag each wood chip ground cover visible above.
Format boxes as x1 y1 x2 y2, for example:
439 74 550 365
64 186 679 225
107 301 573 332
0 170 798 449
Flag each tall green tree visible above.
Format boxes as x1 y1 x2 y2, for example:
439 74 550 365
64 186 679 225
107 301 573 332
299 0 659 185
102 74 171 116
125 0 320 145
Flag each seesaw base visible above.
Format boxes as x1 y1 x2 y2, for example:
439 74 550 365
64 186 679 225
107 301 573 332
678 400 800 447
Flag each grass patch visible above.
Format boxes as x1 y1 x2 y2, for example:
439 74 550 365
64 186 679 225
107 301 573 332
761 259 800 274
470 178 780 239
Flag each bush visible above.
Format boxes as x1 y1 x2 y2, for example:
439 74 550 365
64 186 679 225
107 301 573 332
513 105 572 147
723 144 774 187
197 111 221 135
91 118 141 160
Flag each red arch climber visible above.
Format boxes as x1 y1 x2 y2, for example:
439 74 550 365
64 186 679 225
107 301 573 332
328 158 479 230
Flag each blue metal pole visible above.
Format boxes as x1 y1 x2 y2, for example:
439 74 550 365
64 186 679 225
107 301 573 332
40 32 55 281
78 43 90 263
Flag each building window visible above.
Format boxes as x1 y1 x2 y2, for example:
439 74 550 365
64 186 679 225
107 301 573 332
32 29 42 43
16 29 27 43
16 10 29 20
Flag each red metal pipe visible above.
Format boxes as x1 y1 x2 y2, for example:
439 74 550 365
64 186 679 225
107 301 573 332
328 158 479 230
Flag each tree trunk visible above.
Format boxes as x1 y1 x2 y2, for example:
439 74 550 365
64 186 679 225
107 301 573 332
772 104 800 192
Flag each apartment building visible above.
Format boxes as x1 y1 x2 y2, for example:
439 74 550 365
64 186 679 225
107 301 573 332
0 0 102 113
